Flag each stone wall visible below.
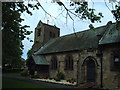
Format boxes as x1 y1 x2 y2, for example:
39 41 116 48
45 50 102 86
45 52 79 80
44 45 120 89
102 45 120 89
78 49 101 87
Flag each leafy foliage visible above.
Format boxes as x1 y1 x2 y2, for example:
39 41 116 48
26 48 33 66
2 2 40 68
20 69 28 76
56 72 65 80
27 49 32 59
70 2 104 23
112 5 120 21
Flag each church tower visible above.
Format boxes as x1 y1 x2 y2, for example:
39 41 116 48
32 20 60 52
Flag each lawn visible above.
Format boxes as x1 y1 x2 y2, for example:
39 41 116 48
4 72 21 77
2 72 58 89
2 77 50 88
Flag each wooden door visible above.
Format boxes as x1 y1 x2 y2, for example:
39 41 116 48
86 59 96 83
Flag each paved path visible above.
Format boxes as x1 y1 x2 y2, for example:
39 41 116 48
2 74 75 88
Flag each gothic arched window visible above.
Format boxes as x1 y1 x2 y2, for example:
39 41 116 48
65 55 73 70
51 56 58 70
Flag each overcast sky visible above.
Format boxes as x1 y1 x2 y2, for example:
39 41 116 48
21 0 116 59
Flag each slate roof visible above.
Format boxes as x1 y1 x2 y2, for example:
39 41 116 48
35 26 107 55
99 23 120 45
32 55 49 65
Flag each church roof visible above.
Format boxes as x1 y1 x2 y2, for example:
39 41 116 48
99 22 120 45
32 55 49 65
35 26 106 55
35 22 120 55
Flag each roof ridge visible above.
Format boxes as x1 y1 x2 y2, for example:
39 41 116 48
60 25 106 38
38 20 60 29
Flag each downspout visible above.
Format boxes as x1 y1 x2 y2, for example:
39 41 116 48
77 50 81 86
58 61 60 72
100 51 103 88
99 48 103 88
77 58 79 86
76 60 78 86
97 47 103 88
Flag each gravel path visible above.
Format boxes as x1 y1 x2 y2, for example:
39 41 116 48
2 74 75 88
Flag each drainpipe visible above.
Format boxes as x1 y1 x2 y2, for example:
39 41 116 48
77 51 81 86
58 61 60 72
100 51 103 88
97 48 103 88
77 59 79 86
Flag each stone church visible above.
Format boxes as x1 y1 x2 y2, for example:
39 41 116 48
30 20 120 89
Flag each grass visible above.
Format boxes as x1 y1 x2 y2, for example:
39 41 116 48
2 77 50 88
2 72 58 89
3 72 50 88
4 72 22 77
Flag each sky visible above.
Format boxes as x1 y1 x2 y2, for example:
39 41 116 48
21 0 116 59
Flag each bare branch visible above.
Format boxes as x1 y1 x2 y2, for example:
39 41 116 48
91 0 94 9
37 1 57 20
56 9 65 18
55 0 83 36
104 0 112 11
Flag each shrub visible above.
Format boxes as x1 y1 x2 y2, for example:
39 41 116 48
67 78 76 83
34 73 40 78
38 73 49 79
56 72 65 80
55 78 61 81
20 69 28 76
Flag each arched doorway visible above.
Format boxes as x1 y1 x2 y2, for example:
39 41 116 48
86 59 96 83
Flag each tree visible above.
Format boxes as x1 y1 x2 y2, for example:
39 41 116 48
27 49 32 59
2 2 40 68
26 48 32 66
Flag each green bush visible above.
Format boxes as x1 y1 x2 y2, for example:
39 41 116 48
56 72 65 80
20 69 28 76
34 74 39 78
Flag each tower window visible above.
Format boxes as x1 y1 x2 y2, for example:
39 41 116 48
37 29 41 36
50 31 55 38
50 31 52 38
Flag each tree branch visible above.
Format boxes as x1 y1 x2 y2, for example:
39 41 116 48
37 1 57 20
